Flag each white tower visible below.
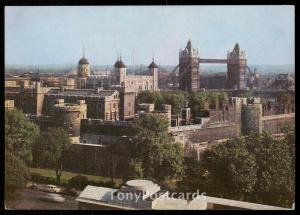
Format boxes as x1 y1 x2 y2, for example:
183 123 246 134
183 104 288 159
148 58 158 90
114 56 126 86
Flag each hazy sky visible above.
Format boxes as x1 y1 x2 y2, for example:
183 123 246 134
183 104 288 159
5 6 294 66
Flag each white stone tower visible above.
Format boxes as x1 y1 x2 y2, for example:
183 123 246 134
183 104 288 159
114 56 127 86
148 58 159 90
77 50 90 89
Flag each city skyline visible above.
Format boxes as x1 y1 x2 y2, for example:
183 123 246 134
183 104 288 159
5 6 294 66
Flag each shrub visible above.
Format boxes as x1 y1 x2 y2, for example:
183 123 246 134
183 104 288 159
68 175 89 190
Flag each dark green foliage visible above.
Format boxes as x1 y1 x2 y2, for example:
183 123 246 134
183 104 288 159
36 127 71 184
161 91 187 114
245 132 294 207
136 90 164 110
5 109 39 200
128 114 185 182
130 114 170 141
128 159 144 180
68 175 89 190
180 130 295 208
202 137 257 201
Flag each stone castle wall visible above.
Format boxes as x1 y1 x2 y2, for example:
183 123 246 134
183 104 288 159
262 113 295 134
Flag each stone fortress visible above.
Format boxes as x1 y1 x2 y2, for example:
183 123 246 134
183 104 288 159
5 40 294 176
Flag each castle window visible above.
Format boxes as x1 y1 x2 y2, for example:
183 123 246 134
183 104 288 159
113 103 116 108
128 102 131 107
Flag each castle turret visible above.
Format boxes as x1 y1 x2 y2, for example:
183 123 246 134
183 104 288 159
227 43 247 90
241 98 262 135
52 99 87 142
114 57 127 86
148 58 159 90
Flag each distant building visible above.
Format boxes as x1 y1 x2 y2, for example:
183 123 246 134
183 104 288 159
45 88 120 121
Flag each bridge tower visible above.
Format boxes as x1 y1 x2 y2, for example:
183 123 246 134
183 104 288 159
227 43 247 90
179 40 200 92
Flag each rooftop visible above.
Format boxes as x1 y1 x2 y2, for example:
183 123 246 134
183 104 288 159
47 89 117 98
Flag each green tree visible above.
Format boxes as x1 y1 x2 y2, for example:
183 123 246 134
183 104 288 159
201 137 258 201
136 90 164 110
129 114 184 182
162 91 186 114
188 92 208 118
37 127 71 184
68 175 89 190
130 114 170 142
5 109 39 200
245 132 294 207
128 158 144 180
184 132 295 208
218 92 228 104
207 92 219 109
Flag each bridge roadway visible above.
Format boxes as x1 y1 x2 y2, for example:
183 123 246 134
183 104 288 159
199 59 227 64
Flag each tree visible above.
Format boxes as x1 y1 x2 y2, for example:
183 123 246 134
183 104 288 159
5 109 39 200
162 91 186 115
129 114 184 182
183 132 295 208
188 92 208 118
130 114 170 142
37 127 71 184
201 137 258 201
245 132 294 207
207 92 219 109
128 158 144 180
136 90 164 110
68 175 89 190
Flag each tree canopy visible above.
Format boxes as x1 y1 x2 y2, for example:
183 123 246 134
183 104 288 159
5 109 39 199
36 127 71 184
179 130 295 208
128 114 184 182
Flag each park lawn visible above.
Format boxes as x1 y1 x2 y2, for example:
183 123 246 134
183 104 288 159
30 167 123 186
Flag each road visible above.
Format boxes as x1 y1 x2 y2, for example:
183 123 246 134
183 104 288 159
6 188 78 210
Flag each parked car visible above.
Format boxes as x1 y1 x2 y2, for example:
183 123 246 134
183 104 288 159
46 185 61 193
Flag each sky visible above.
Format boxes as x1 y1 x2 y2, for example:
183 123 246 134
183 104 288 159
5 6 294 66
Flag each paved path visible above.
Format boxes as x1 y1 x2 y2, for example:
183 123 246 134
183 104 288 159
6 188 78 210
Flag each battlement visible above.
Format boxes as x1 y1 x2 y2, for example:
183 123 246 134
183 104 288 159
53 99 87 112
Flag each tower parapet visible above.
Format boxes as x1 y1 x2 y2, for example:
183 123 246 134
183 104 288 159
52 99 87 139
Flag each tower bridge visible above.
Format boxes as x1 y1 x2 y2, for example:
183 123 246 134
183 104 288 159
178 40 247 92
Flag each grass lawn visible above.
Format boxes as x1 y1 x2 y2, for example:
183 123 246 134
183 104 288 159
30 167 123 187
